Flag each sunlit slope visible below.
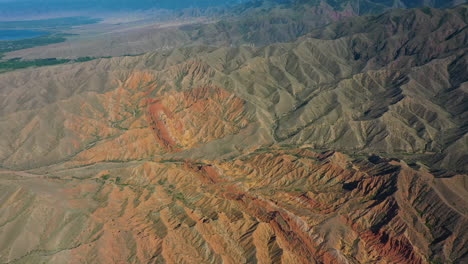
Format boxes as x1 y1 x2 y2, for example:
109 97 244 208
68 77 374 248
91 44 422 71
1 5 466 171
0 149 466 263
0 5 467 264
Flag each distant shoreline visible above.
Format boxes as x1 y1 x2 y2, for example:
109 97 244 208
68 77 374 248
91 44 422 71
0 30 48 41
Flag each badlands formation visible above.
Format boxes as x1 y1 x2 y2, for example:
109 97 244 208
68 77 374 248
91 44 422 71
0 1 467 264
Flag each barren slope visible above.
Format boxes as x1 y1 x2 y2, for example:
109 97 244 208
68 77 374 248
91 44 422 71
1 5 466 171
0 4 467 264
0 149 466 263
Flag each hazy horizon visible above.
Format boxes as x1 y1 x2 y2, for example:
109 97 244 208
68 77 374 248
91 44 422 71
1 0 464 20
0 0 248 20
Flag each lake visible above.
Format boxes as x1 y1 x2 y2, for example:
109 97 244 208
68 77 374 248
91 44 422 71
0 30 48 40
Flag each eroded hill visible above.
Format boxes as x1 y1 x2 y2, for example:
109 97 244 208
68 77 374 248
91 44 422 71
0 4 467 264
1 5 466 171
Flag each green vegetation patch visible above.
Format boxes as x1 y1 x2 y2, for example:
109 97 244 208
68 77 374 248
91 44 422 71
0 34 70 55
0 57 70 72
0 31 98 72
101 174 111 180
0 56 96 73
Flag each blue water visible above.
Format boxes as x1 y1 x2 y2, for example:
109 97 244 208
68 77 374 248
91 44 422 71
0 30 48 40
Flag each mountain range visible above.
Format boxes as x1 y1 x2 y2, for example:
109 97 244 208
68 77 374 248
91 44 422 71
0 0 466 263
